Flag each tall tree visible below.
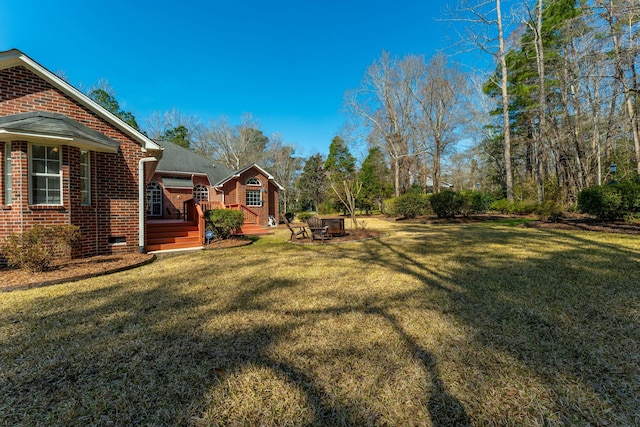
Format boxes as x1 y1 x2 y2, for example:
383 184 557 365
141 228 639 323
344 51 421 196
88 82 140 131
455 0 515 201
145 108 200 148
161 125 190 149
296 153 328 212
360 146 392 212
413 53 469 193
598 0 640 175
263 133 303 215
325 136 356 183
196 114 269 170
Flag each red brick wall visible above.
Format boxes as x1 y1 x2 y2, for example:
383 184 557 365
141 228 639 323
0 65 147 257
220 167 278 226
149 173 214 219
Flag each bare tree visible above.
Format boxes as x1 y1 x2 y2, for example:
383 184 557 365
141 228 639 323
344 52 421 196
597 0 640 175
195 113 269 170
144 107 200 141
331 179 362 229
412 53 469 192
453 0 516 201
263 133 303 214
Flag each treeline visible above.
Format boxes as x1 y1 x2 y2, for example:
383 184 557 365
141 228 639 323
87 0 639 214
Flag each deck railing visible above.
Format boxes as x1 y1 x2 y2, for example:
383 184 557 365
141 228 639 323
184 199 206 245
226 203 260 225
199 200 225 211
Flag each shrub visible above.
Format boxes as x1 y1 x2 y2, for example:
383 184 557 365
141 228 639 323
206 209 245 239
460 191 494 216
2 225 81 272
430 191 465 218
510 200 539 215
490 198 511 213
536 201 564 222
578 180 640 220
295 211 314 222
394 191 430 218
381 198 396 216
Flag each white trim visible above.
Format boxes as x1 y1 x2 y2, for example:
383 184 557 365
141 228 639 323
139 157 158 253
214 163 285 190
0 129 119 153
29 143 63 206
0 49 162 153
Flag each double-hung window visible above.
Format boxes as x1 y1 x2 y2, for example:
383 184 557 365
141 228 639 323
246 177 262 206
31 144 62 205
80 151 91 205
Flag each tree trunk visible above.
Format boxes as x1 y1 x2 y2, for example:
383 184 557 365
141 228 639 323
534 0 545 202
497 0 514 201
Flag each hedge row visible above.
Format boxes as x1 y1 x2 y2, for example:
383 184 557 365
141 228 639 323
384 190 494 219
577 180 640 220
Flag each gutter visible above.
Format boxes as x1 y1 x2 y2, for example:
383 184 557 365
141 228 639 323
138 157 157 253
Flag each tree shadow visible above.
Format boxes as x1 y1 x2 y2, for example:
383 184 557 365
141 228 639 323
3 223 639 425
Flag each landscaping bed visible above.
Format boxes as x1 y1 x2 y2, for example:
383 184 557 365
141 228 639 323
0 238 251 292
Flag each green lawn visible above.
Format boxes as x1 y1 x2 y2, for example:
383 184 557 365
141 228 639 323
1 218 639 426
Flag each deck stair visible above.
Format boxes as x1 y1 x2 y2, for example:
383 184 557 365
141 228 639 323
146 220 202 252
235 221 271 236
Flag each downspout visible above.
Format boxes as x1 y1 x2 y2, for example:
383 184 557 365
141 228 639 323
138 156 157 253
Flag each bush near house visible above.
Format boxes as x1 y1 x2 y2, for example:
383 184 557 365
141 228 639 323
206 209 245 239
578 180 640 220
2 225 81 272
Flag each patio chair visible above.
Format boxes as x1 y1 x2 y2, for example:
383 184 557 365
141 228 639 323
284 217 308 240
306 216 331 241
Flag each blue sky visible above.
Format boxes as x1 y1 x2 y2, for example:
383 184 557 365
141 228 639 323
1 0 469 157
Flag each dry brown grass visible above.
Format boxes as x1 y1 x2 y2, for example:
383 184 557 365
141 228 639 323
1 218 639 426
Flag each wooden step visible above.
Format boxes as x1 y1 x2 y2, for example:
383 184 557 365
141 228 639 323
147 235 201 245
146 241 204 252
146 221 202 252
235 223 272 236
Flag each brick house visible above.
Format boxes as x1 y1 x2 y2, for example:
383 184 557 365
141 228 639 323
0 49 163 257
150 140 282 226
144 141 282 251
1 49 282 256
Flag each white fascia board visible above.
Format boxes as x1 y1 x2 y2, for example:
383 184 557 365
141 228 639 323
0 49 162 153
0 129 119 153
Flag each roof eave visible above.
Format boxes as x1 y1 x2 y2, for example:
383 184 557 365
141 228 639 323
0 129 119 153
0 49 162 153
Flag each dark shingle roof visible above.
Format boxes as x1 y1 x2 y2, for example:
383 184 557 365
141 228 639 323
154 140 234 185
0 111 120 152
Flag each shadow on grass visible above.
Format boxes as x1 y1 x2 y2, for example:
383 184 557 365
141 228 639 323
1 222 639 425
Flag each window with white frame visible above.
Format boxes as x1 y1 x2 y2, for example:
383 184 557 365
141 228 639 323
146 182 162 216
31 144 62 205
246 189 262 206
4 142 11 205
246 177 260 186
193 184 209 202
80 151 91 206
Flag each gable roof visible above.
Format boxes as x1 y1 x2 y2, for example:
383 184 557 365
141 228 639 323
215 163 285 190
154 140 234 185
0 48 162 155
0 111 120 153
